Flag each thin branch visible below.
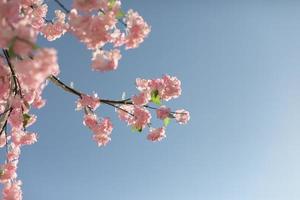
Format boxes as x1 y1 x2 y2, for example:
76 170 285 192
48 75 82 97
53 0 70 13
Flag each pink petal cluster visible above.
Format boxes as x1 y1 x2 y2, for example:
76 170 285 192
91 49 121 72
0 58 10 100
0 0 189 197
136 75 182 101
68 9 117 49
12 130 37 146
41 10 68 41
132 92 150 106
76 94 100 110
83 114 113 146
73 0 101 12
147 127 166 142
0 162 17 183
117 105 151 130
12 48 60 91
124 10 151 49
2 180 22 200
156 106 171 120
21 1 48 30
175 109 190 124
0 134 7 148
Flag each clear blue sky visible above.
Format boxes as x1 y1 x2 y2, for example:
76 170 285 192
5 1 300 199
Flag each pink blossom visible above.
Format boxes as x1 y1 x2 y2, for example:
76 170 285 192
41 10 68 41
12 48 60 91
2 180 22 200
91 49 121 72
12 130 37 146
147 127 166 142
156 106 171 120
68 9 117 49
117 105 151 130
73 0 101 13
0 162 17 183
13 26 38 56
161 75 181 101
21 0 43 6
0 134 7 148
117 105 133 123
0 58 10 99
76 94 100 110
135 78 150 92
174 109 190 124
7 144 21 162
83 114 98 130
0 0 20 24
92 133 111 147
124 10 150 49
132 92 150 106
96 118 113 135
8 108 23 131
131 106 151 130
135 75 182 102
83 114 113 146
22 3 48 30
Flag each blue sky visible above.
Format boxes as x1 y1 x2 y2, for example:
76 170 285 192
3 1 300 199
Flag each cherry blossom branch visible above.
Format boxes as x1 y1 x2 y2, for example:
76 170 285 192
48 75 130 105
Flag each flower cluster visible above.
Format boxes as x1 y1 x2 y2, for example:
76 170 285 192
0 0 189 199
75 75 189 146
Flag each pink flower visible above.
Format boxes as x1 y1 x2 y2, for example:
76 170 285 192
156 106 171 120
76 94 100 110
83 114 113 146
68 9 117 49
0 162 17 183
147 127 166 142
117 105 151 130
0 134 7 148
124 10 151 49
174 109 190 124
83 114 98 130
41 10 68 41
96 118 113 135
135 75 182 102
13 48 60 91
73 0 101 12
91 49 121 72
131 106 151 130
2 180 22 200
135 78 150 92
12 130 38 146
12 25 38 56
117 105 133 123
161 75 181 101
92 133 111 147
0 0 20 24
7 144 21 162
132 92 150 106
0 59 10 99
22 3 48 30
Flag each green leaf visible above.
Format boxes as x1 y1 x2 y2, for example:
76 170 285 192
23 113 31 127
163 117 171 127
7 37 17 58
131 126 143 133
0 169 4 176
151 90 161 105
116 10 125 19
108 0 116 9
